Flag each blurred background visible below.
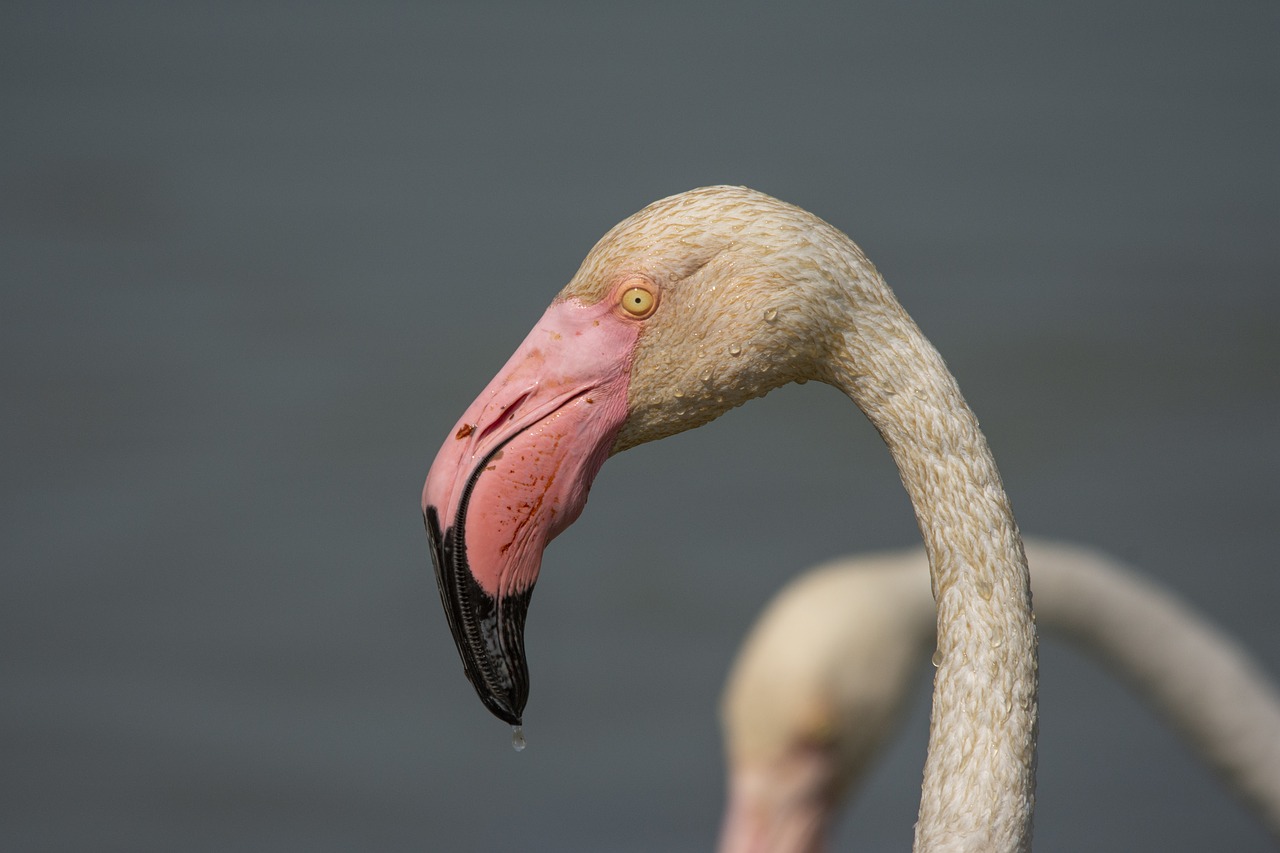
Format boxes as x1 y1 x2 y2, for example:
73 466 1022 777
2 2 1277 850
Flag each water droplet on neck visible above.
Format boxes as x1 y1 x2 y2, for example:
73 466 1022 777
931 648 943 668
763 307 778 322
673 390 684 399
700 369 713 383
511 726 526 752
728 343 742 356
976 579 994 601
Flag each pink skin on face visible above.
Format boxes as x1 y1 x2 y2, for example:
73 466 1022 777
422 295 641 598
718 751 836 853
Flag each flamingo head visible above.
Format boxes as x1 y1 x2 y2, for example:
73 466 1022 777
422 186 861 724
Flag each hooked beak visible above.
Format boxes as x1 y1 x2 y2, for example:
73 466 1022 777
422 296 641 725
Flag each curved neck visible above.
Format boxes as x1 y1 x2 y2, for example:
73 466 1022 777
1032 545 1280 835
825 273 1038 853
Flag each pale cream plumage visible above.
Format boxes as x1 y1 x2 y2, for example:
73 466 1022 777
429 185 1037 851
719 538 1280 852
559 186 1037 851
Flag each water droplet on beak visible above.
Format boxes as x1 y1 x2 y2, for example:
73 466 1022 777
511 725 526 752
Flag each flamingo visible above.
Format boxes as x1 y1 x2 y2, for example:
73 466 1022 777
422 186 1037 851
718 537 1280 852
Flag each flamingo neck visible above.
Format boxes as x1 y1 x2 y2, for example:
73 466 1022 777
824 273 1038 853
1031 546 1280 836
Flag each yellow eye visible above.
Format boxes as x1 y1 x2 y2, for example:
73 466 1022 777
620 286 656 318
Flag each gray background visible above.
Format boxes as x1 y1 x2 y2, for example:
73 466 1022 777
3 2 1277 850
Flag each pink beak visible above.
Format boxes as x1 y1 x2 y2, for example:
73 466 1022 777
422 296 641 725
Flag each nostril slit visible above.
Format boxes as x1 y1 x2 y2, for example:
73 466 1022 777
476 390 532 445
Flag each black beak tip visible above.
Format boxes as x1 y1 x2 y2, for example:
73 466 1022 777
424 506 533 727
483 694 524 727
